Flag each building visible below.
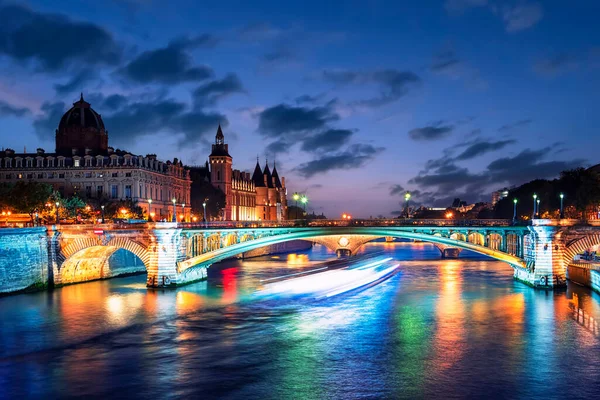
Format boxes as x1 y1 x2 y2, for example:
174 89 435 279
0 94 191 221
492 188 509 206
190 126 287 221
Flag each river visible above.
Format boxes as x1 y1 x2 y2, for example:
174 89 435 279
1 242 600 399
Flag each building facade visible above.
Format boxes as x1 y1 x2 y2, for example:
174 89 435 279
0 94 191 221
192 126 287 221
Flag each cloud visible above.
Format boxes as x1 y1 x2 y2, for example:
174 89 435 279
193 74 245 107
33 101 66 138
408 123 454 141
502 3 543 33
295 144 383 177
533 54 578 77
262 48 296 65
120 35 216 84
389 184 405 196
454 139 516 160
258 103 338 137
295 94 324 104
0 100 30 117
322 68 421 107
498 119 532 132
300 129 354 153
53 70 97 96
0 4 121 71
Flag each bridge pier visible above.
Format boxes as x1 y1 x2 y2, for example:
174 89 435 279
518 224 567 289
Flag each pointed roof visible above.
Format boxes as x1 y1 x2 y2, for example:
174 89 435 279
216 124 224 141
263 160 274 188
252 159 265 187
209 124 230 157
271 160 282 188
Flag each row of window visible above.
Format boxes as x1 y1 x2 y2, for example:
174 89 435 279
0 171 136 180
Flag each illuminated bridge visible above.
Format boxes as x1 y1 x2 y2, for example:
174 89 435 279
2 219 600 293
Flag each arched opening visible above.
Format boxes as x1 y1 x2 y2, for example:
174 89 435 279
450 232 466 242
468 232 485 246
488 233 502 251
564 235 600 266
60 246 147 285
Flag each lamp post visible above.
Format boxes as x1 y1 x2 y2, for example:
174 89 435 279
55 201 60 225
559 193 564 219
404 192 411 218
148 198 153 222
101 205 105 224
513 198 518 224
171 198 177 222
202 201 207 223
532 194 537 219
182 203 186 222
537 199 540 218
300 195 308 217
293 192 300 219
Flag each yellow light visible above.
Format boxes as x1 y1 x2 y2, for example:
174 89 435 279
347 215 352 220
120 208 128 215
192 216 198 222
150 212 155 218
445 212 453 219
342 213 347 219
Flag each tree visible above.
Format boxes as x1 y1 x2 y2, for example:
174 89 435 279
9 181 53 224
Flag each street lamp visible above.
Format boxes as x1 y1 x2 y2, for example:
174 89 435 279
148 198 153 221
202 201 207 222
300 195 308 217
532 194 537 219
537 199 540 218
513 198 518 224
559 193 564 219
171 198 177 222
404 192 411 218
55 201 60 225
182 203 186 223
101 205 105 223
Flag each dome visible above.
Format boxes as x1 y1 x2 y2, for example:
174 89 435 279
58 93 105 132
55 93 108 155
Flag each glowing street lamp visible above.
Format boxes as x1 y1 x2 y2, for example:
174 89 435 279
445 212 453 219
55 201 60 225
513 198 518 224
293 192 300 219
537 199 540 218
404 192 411 218
532 194 537 219
171 198 177 222
148 198 153 221
182 203 186 223
559 193 564 219
202 201 207 222
300 195 308 217
101 205 105 223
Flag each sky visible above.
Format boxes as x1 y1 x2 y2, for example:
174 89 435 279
0 0 599 218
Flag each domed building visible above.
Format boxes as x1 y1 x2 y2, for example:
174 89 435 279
0 94 191 221
55 94 108 156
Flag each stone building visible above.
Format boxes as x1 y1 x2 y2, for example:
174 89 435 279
0 94 191 220
190 126 287 221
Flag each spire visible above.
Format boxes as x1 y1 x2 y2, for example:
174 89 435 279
80 92 84 102
263 158 273 188
272 159 282 188
252 159 265 187
215 124 224 144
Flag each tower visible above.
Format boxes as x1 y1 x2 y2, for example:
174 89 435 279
209 124 233 220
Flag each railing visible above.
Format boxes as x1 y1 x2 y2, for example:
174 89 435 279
177 219 517 229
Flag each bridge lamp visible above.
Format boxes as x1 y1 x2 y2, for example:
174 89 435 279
148 199 153 222
300 195 308 216
537 199 540 218
202 201 207 222
404 192 411 218
513 198 518 224
532 194 537 219
55 201 60 225
559 193 564 219
101 205 105 224
171 198 177 223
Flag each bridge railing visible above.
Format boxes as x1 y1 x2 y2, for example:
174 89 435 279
177 218 517 229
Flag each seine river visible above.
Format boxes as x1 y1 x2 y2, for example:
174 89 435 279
1 242 600 399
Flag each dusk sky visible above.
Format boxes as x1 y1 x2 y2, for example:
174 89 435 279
0 0 598 217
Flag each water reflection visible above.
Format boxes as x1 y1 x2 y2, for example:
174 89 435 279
1 243 600 398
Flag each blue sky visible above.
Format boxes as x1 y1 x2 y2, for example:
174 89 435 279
0 0 599 217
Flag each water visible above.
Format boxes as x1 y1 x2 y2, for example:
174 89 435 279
1 242 600 399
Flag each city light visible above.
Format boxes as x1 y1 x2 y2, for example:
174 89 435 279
445 212 453 219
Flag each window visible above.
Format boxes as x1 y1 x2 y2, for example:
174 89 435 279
217 170 221 180
85 172 92 178
125 185 132 198
111 185 118 199
85 186 92 198
48 173 54 179
97 185 103 197
58 158 64 167
96 158 103 167
112 172 118 178
6 173 11 179
74 159 80 167
26 159 32 167
96 172 103 178
125 172 132 177
26 173 33 179
37 159 43 167
85 158 92 167
37 173 43 179
17 174 22 179
59 173 65 179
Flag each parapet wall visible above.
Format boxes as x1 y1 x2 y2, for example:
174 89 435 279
0 228 50 294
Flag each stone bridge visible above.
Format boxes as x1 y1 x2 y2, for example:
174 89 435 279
2 219 600 293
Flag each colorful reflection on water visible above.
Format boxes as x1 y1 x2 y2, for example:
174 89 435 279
1 242 600 399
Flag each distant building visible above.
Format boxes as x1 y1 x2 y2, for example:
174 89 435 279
0 94 191 220
189 126 287 221
492 188 509 206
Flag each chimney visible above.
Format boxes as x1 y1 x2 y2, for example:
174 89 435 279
85 147 92 155
36 148 45 155
72 148 78 155
107 147 114 154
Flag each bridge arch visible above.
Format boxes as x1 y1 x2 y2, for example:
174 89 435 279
58 238 151 285
563 234 600 266
177 227 526 274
